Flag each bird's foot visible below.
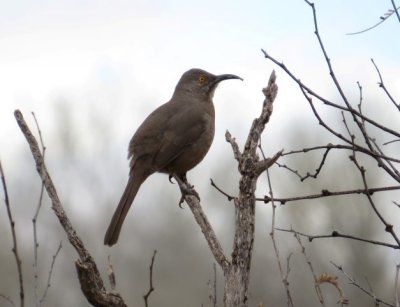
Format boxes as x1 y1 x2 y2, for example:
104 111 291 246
178 183 200 208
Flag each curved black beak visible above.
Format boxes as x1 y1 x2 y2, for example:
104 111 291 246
212 74 243 87
216 74 243 82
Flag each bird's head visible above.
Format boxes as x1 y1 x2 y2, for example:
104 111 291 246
173 68 242 101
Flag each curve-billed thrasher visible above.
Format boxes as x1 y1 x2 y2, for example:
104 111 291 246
104 68 242 246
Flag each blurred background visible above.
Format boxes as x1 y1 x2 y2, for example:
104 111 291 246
1 0 400 306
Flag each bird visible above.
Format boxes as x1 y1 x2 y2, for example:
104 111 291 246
104 68 242 246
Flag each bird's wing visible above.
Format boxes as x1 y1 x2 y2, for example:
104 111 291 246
128 101 209 171
153 111 206 170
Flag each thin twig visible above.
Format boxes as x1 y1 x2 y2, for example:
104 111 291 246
0 161 24 307
260 185 400 204
276 227 399 249
267 168 295 307
369 136 400 180
260 49 400 140
300 147 331 181
384 139 400 146
292 233 326 306
364 277 379 307
143 250 157 307
346 5 400 35
0 294 16 307
303 3 400 183
274 161 302 179
304 0 400 184
259 140 295 306
39 242 62 304
371 59 400 111
31 112 46 307
391 0 400 23
331 262 394 307
350 144 400 247
210 178 235 202
282 144 400 163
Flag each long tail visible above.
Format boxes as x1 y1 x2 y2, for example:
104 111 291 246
104 174 144 246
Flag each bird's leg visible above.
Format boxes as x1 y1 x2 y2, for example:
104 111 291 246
173 173 200 208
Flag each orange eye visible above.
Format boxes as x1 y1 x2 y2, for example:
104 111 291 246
198 74 206 83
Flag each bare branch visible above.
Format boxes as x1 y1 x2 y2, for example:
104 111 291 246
300 147 331 181
255 149 283 176
260 49 400 140
391 0 400 23
31 111 46 307
0 294 16 307
384 139 400 146
371 58 400 111
349 143 400 247
304 1 400 184
267 169 295 307
260 185 400 205
282 144 400 164
225 130 242 162
276 227 399 249
331 262 394 307
210 178 235 202
39 242 62 304
292 233 326 306
143 250 157 307
346 5 400 35
304 1 350 110
14 110 126 307
173 175 229 270
0 161 24 307
243 70 277 158
274 161 302 179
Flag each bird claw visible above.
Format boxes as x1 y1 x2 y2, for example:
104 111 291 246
178 184 200 208
178 196 185 208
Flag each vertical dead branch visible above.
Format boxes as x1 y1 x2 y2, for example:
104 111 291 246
223 71 281 306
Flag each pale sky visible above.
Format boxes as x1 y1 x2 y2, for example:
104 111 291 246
1 0 399 172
